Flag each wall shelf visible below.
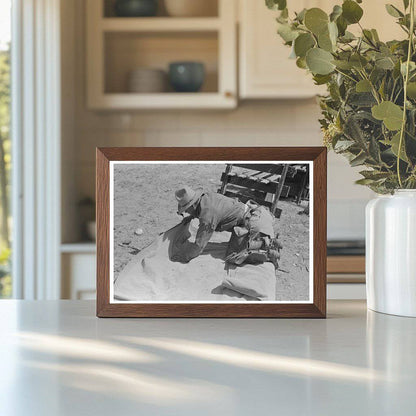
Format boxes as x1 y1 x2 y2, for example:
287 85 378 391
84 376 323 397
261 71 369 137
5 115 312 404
91 92 235 110
86 0 236 110
101 17 221 32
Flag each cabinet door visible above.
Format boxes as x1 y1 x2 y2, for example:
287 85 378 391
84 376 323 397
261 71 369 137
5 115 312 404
62 253 96 300
360 0 404 41
239 0 405 99
86 0 237 109
239 0 322 99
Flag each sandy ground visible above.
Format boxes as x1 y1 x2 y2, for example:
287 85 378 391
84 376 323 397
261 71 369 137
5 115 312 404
113 163 310 301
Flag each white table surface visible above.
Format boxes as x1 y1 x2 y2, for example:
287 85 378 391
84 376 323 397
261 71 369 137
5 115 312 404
0 300 415 416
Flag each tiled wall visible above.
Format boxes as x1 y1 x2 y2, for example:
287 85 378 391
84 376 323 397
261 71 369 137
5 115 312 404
61 0 374 243
74 100 323 198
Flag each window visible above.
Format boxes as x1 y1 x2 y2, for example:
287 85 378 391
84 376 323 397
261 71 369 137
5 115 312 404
0 0 11 298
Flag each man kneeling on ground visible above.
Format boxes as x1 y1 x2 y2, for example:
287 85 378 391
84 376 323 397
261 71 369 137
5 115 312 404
172 186 281 268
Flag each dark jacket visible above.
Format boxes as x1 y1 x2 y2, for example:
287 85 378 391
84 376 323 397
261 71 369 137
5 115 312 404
174 192 246 263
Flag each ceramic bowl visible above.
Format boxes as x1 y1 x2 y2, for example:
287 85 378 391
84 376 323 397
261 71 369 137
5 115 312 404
127 68 167 93
114 0 158 17
168 62 205 93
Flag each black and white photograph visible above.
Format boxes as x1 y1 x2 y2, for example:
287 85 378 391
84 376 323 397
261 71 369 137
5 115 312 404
110 161 312 303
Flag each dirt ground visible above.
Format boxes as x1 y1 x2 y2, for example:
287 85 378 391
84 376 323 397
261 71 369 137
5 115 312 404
113 163 310 301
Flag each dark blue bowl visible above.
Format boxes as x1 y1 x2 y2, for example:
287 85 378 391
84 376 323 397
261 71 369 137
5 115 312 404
114 0 158 17
169 62 205 93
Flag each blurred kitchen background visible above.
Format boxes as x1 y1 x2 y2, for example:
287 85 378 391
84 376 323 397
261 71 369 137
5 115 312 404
1 0 403 300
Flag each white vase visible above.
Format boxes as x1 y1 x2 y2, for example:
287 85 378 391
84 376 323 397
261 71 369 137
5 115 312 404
366 190 416 317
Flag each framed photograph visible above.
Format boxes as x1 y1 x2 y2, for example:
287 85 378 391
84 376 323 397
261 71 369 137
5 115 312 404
96 147 327 318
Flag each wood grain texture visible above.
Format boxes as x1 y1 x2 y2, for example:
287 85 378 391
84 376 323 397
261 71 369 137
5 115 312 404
96 147 327 318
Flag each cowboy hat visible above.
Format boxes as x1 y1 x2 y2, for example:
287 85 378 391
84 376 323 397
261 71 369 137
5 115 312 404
175 186 203 214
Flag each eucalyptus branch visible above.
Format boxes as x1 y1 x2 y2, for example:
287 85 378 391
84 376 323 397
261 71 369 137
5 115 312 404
267 0 416 193
334 68 358 83
393 85 404 103
358 69 381 104
397 0 415 187
390 79 398 101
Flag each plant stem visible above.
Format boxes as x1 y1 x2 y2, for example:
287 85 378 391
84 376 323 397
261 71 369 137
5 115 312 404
358 69 380 104
334 68 357 83
397 0 415 188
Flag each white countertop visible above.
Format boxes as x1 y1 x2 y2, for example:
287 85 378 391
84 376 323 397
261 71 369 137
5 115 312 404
0 300 415 415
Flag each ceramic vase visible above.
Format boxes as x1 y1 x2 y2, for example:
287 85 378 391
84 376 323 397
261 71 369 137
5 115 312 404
366 190 416 317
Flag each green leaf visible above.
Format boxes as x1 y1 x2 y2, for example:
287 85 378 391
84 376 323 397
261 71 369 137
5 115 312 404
349 92 377 107
334 139 355 152
382 132 409 162
313 74 332 85
359 170 391 180
362 29 375 44
371 67 386 84
379 78 386 100
276 8 289 23
375 56 395 70
330 5 343 22
304 8 329 35
336 15 348 36
406 82 416 100
372 101 404 130
277 23 299 42
340 31 356 42
333 59 353 70
318 32 333 52
266 0 287 11
342 0 363 24
393 61 402 79
356 79 372 92
344 113 369 147
401 61 416 76
296 57 307 69
295 8 307 22
328 21 338 45
371 29 380 42
306 48 335 75
350 53 368 69
318 22 338 52
350 152 368 167
355 178 377 185
385 4 404 18
294 33 315 57
403 0 410 9
369 136 381 162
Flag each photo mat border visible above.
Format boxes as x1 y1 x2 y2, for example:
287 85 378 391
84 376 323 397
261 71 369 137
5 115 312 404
109 160 314 305
96 147 327 318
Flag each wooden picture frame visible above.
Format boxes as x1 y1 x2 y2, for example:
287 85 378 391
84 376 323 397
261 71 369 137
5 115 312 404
96 147 327 318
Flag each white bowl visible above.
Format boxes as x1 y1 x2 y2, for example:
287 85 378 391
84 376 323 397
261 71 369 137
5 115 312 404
164 0 217 17
127 68 167 93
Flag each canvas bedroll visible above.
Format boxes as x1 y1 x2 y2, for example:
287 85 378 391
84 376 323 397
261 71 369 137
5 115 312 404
114 219 276 302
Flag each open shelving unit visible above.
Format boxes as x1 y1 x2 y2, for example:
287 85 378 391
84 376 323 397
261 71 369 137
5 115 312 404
86 0 237 109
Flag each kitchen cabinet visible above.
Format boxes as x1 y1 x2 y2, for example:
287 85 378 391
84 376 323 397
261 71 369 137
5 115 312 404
239 0 325 99
61 244 96 300
238 0 404 99
86 0 237 109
